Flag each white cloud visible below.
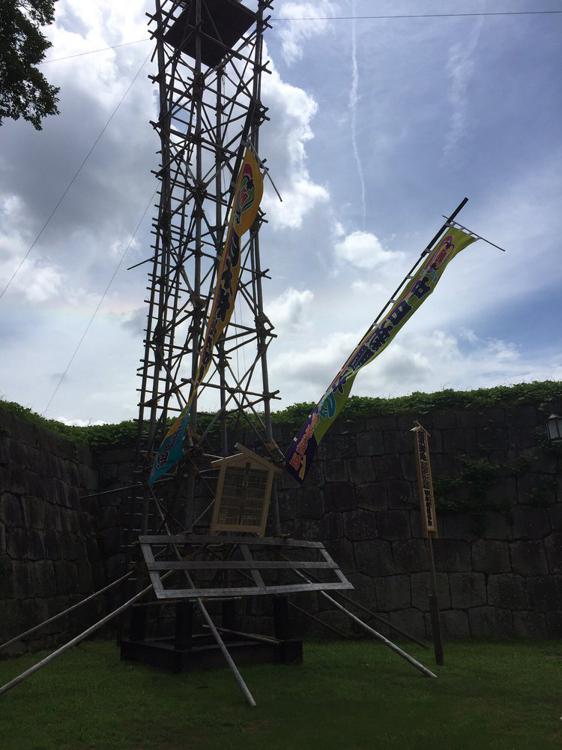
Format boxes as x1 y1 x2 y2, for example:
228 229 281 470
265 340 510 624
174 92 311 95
57 416 107 427
349 0 366 227
271 323 562 409
47 0 150 110
334 230 398 270
0 192 64 303
444 19 483 157
267 287 314 331
277 1 337 65
109 235 138 259
269 177 329 230
270 330 357 395
18 262 64 303
121 306 146 336
262 59 329 229
351 328 559 398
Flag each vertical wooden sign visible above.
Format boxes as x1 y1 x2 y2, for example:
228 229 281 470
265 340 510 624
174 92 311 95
411 420 443 665
412 422 438 537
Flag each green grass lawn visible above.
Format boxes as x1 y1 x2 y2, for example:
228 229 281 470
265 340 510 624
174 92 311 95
0 639 561 750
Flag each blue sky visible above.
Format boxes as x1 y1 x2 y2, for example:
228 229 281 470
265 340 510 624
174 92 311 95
0 0 561 424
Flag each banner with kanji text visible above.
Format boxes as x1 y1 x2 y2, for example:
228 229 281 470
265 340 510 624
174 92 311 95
149 148 264 485
285 227 477 484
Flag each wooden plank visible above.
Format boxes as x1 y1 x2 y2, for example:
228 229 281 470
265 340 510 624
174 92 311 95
234 443 283 473
154 581 354 600
259 468 274 537
206 625 279 645
240 544 265 587
140 543 165 596
211 522 264 535
139 534 325 549
209 463 226 531
320 546 353 587
146 560 338 571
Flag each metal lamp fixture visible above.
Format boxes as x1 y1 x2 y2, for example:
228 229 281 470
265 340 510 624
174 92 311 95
546 414 562 444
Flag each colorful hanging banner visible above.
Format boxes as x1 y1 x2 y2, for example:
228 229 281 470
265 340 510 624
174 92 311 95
149 148 264 485
285 226 477 484
194 148 264 388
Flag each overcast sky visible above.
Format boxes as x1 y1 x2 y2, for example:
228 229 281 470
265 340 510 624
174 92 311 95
0 0 561 425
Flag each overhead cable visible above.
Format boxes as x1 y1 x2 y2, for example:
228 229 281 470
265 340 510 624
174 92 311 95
277 10 562 21
42 189 156 416
39 9 562 64
0 52 150 302
41 38 151 64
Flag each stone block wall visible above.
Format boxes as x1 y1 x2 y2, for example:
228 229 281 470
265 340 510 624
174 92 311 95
95 447 135 585
0 407 106 653
1 395 561 652
271 401 562 640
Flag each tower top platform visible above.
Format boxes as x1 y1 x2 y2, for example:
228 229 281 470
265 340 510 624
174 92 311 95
164 0 257 68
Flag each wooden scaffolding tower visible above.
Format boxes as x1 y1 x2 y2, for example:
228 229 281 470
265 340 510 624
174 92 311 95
129 0 278 542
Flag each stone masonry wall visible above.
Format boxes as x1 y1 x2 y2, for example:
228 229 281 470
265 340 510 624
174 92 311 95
271 402 562 640
0 407 104 653
1 395 561 652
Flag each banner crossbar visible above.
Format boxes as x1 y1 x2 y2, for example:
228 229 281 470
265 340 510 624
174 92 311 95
443 217 507 253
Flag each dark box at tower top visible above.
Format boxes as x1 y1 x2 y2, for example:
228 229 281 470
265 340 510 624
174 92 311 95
165 0 257 67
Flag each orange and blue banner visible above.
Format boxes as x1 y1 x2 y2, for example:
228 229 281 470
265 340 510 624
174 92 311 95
285 227 477 484
149 148 264 485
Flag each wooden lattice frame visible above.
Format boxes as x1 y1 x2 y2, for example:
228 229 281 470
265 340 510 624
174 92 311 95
209 445 281 536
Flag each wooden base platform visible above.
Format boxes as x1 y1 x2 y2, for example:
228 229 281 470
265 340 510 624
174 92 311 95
120 632 303 673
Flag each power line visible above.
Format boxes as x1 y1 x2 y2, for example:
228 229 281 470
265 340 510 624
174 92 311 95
0 52 150 302
42 190 156 417
277 10 562 21
41 38 150 64
37 9 562 64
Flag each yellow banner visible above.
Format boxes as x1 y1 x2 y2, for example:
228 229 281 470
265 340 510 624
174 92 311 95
149 148 263 484
195 148 263 385
286 227 477 483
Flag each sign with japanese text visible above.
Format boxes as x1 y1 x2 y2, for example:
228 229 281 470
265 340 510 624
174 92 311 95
413 422 438 537
149 149 263 485
285 227 477 484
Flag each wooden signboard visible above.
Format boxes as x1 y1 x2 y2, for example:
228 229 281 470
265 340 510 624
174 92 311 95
209 444 281 537
412 422 438 537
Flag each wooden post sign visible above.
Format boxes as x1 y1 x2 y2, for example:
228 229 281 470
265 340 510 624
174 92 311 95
411 422 438 537
412 421 444 665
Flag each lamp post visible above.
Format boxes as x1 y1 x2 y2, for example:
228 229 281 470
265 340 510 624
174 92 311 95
546 414 562 444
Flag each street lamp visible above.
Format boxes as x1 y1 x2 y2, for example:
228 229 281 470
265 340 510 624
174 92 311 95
545 414 562 444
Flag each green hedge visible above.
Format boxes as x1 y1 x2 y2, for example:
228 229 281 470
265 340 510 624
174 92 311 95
270 380 562 426
1 380 560 450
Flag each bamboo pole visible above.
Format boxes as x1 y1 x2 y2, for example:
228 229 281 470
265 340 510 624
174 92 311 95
148 491 257 707
319 590 437 678
0 574 172 698
290 568 437 679
288 602 350 640
297 569 429 649
0 570 133 654
192 582 256 707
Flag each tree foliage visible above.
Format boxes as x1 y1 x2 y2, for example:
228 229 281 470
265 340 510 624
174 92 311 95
0 0 60 129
